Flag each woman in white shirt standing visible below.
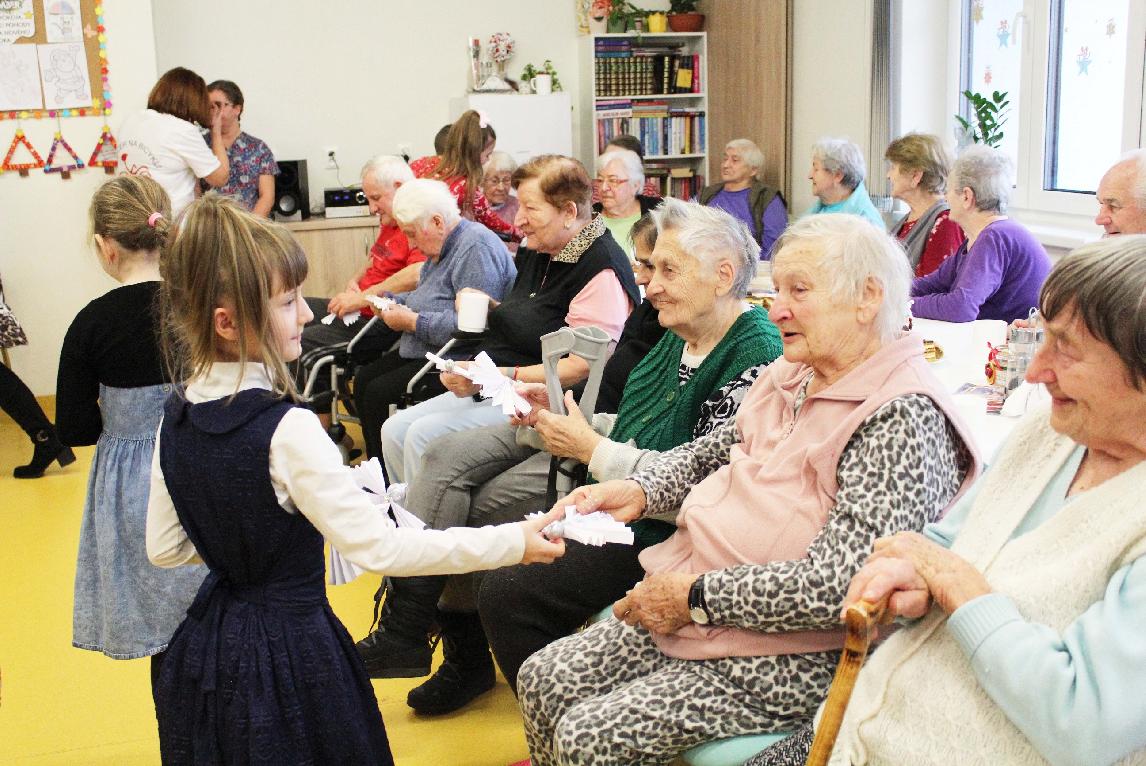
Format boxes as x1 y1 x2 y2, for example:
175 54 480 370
118 67 230 217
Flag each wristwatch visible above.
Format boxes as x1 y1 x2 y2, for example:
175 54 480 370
687 574 712 625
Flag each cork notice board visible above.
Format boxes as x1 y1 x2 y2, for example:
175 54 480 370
0 0 110 120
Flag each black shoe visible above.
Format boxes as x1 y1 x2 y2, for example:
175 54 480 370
406 611 496 715
355 626 435 678
13 429 75 479
355 575 447 678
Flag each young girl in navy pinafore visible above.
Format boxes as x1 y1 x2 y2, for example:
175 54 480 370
155 389 392 765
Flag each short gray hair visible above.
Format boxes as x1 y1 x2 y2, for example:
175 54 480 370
1040 234 1146 389
1118 148 1146 209
774 213 912 341
651 197 759 298
391 178 461 228
483 150 517 176
725 138 764 175
950 145 1014 214
361 154 414 189
812 138 866 190
597 148 645 190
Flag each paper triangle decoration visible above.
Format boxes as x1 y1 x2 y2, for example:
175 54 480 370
88 127 118 174
44 131 85 179
2 130 46 177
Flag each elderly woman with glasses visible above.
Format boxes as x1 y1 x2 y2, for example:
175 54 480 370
805 137 884 228
593 148 661 260
483 151 520 254
911 145 1051 323
517 214 982 765
752 235 1146 766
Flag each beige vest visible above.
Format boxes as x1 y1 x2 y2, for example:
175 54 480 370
829 408 1146 765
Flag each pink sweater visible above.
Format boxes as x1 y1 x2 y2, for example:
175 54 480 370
639 333 980 660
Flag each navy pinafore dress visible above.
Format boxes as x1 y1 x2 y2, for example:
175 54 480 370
154 390 393 765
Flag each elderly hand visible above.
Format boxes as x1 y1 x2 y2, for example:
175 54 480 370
555 479 646 523
613 573 694 634
328 289 369 317
845 532 992 619
381 304 417 333
508 383 550 427
536 391 603 463
517 506 568 564
440 361 481 398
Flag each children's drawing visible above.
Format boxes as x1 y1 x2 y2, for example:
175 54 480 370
0 42 42 110
37 41 90 108
43 0 81 42
0 0 35 45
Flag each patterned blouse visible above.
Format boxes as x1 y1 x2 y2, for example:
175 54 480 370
214 132 278 212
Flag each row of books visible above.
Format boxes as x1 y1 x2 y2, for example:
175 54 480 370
644 167 706 200
593 48 702 97
595 103 706 157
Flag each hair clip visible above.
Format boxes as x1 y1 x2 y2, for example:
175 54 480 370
476 109 490 129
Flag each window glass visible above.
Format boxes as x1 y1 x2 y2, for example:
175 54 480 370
962 0 1024 168
1045 0 1131 193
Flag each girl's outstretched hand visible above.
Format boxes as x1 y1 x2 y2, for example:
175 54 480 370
518 506 567 564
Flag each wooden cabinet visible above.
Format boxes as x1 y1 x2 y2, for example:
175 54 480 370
284 216 379 298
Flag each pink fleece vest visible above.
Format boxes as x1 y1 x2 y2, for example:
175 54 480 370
638 333 981 660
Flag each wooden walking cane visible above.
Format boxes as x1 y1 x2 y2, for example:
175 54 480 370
805 597 889 766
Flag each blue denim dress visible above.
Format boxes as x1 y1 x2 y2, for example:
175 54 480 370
71 384 207 659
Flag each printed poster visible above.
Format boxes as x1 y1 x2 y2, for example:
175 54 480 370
0 0 34 44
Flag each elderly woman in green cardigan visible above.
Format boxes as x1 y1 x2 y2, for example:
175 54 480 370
360 199 782 716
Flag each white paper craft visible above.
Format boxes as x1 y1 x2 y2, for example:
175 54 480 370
327 458 426 585
366 295 395 312
320 311 360 326
527 505 634 547
424 350 531 417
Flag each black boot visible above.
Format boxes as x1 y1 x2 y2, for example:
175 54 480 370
406 610 496 715
14 428 75 479
355 575 446 678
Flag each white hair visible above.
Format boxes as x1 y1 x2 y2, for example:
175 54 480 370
812 137 867 190
950 144 1014 214
725 138 764 175
1117 148 1146 208
651 197 759 297
483 150 517 176
360 154 414 189
774 213 912 341
391 178 461 228
597 148 645 190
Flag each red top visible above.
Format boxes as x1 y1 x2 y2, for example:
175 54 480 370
359 223 425 317
409 155 522 242
896 209 965 277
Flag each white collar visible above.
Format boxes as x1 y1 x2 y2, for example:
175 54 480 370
184 362 273 404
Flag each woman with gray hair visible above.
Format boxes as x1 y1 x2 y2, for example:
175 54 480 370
912 145 1051 322
361 201 783 715
806 137 884 228
752 234 1146 766
353 178 517 459
517 213 982 765
593 147 660 259
698 138 788 257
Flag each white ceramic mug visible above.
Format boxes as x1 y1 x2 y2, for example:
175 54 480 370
531 74 553 96
457 291 490 332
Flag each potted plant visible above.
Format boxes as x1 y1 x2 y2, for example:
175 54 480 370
668 0 705 32
607 0 635 33
955 89 1010 148
519 60 564 93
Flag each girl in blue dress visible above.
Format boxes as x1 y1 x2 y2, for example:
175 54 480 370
58 176 207 683
145 193 565 765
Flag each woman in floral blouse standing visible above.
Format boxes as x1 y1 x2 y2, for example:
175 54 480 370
207 80 279 217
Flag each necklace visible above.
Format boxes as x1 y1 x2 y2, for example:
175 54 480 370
529 256 555 299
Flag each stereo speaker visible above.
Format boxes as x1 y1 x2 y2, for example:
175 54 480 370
273 159 310 221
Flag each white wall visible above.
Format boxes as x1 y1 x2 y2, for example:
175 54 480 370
0 1 159 394
151 0 584 215
789 0 874 215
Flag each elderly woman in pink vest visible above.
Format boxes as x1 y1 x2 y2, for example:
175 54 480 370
516 214 983 765
748 235 1146 766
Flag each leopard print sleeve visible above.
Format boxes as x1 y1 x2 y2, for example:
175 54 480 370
702 394 969 633
629 418 740 519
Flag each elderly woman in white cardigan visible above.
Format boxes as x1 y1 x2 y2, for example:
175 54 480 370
751 235 1146 766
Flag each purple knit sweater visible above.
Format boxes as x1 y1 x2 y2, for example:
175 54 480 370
910 217 1051 323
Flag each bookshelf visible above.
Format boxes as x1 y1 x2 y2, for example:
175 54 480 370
579 32 709 200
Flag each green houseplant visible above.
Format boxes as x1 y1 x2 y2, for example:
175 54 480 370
955 89 1010 148
519 60 563 92
668 0 705 31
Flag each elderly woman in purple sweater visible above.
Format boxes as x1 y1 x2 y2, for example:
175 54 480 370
911 146 1051 323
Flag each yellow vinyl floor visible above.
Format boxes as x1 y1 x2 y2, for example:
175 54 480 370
0 402 528 765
